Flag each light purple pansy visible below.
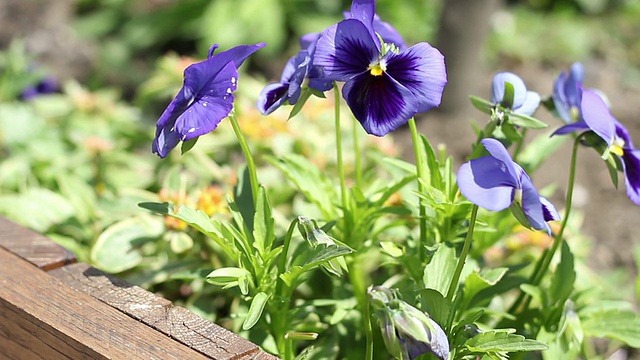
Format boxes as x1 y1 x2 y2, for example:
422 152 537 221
457 138 560 233
152 43 265 158
491 72 540 116
553 89 640 205
552 62 584 123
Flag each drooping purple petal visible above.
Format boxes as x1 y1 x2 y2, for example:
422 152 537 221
540 196 561 222
313 19 381 81
257 82 289 115
581 89 616 146
385 42 447 113
552 120 589 136
457 157 516 212
481 138 520 181
514 91 541 116
491 72 528 109
519 174 548 231
173 61 238 140
152 123 182 158
622 149 640 205
343 72 417 136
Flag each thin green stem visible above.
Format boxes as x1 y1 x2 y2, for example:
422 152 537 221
229 111 259 205
350 254 374 360
446 205 479 302
508 135 582 314
512 128 528 163
353 117 363 188
334 83 348 212
408 118 428 260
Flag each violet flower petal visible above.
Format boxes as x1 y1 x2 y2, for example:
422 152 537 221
581 89 616 146
514 91 541 116
457 157 516 212
623 149 640 205
385 42 447 113
491 72 528 109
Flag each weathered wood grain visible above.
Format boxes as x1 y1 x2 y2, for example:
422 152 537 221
0 216 76 270
49 262 279 360
0 247 212 360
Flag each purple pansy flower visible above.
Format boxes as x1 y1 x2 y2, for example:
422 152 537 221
553 89 640 205
257 35 331 116
491 72 540 116
552 62 584 123
369 286 449 360
313 0 446 136
21 76 59 100
343 0 406 50
457 138 560 233
152 43 265 158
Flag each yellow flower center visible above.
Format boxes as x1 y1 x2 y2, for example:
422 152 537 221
369 62 386 76
610 137 625 157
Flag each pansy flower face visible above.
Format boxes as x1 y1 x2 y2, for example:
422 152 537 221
553 89 640 205
491 72 540 117
152 43 265 158
313 0 446 136
457 138 560 233
552 62 584 123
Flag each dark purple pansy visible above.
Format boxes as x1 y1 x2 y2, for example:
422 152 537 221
491 72 540 116
152 43 265 158
553 89 640 205
457 138 560 233
21 76 59 100
257 33 332 116
552 62 584 123
313 0 446 136
343 0 406 50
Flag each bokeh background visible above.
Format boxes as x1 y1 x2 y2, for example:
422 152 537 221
2 0 640 275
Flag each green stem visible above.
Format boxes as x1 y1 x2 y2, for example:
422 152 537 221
350 254 374 360
353 117 363 188
229 111 259 205
508 135 582 314
334 83 348 212
408 118 428 260
446 205 479 302
512 128 528 163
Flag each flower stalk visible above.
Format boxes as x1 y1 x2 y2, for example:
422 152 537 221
229 111 260 205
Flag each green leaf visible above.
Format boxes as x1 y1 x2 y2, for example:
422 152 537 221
469 95 494 115
243 292 270 330
465 330 549 353
418 288 451 326
180 136 199 155
501 82 515 108
550 241 575 306
0 188 75 233
91 215 163 273
581 309 640 347
423 243 457 296
280 244 353 287
421 134 442 188
234 166 255 234
167 231 194 254
462 267 508 310
518 131 567 172
253 186 275 258
138 202 239 259
206 267 252 291
288 87 313 120
267 154 339 219
508 113 548 129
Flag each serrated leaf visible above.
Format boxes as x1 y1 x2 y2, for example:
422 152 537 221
465 330 549 353
267 154 338 219
462 267 508 310
581 309 640 347
243 292 270 330
423 243 457 296
253 186 275 258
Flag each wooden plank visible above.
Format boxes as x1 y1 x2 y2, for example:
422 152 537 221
49 263 279 360
0 216 76 270
0 247 211 360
